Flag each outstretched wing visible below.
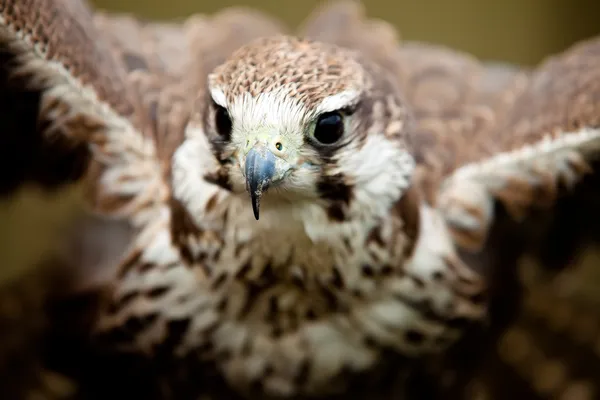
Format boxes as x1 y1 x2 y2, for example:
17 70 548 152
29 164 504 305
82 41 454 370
438 37 600 252
0 0 168 223
0 0 173 389
0 2 151 396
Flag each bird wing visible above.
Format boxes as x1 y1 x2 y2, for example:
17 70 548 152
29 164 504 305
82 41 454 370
436 36 600 252
0 0 168 222
0 1 155 394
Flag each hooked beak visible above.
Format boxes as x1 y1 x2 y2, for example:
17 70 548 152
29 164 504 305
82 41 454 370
245 145 277 220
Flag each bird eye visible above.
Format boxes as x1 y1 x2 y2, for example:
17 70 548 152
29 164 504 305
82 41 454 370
313 112 345 145
214 105 232 138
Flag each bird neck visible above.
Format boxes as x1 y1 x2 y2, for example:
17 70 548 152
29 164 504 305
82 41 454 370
216 184 421 275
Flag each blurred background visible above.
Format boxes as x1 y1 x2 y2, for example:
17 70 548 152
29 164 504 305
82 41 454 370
91 0 598 65
0 1 599 399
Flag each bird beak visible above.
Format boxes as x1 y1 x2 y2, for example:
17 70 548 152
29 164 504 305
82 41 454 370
245 144 277 220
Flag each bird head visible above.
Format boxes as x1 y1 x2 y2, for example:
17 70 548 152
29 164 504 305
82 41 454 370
203 36 415 222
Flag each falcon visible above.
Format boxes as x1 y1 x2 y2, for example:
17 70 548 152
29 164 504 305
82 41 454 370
0 0 599 399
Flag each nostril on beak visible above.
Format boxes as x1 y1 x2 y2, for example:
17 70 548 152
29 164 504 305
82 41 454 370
271 136 286 156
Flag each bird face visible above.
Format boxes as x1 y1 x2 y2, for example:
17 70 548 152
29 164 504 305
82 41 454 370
205 36 415 222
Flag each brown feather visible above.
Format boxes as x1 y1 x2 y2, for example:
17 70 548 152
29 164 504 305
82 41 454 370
0 0 139 118
93 12 192 78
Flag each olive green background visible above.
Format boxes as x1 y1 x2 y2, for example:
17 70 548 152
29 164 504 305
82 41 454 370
91 0 598 65
1 0 598 283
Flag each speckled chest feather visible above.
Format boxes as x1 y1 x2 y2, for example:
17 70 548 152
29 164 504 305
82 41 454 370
95 126 485 396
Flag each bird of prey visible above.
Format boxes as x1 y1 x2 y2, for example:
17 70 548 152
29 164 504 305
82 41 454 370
0 0 599 399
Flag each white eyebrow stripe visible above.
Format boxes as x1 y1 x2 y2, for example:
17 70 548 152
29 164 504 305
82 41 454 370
209 87 227 108
314 89 361 114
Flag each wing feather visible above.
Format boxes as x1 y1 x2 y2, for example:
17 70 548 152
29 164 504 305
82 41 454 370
392 43 531 207
0 0 169 223
439 37 600 251
0 0 139 118
92 12 192 78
